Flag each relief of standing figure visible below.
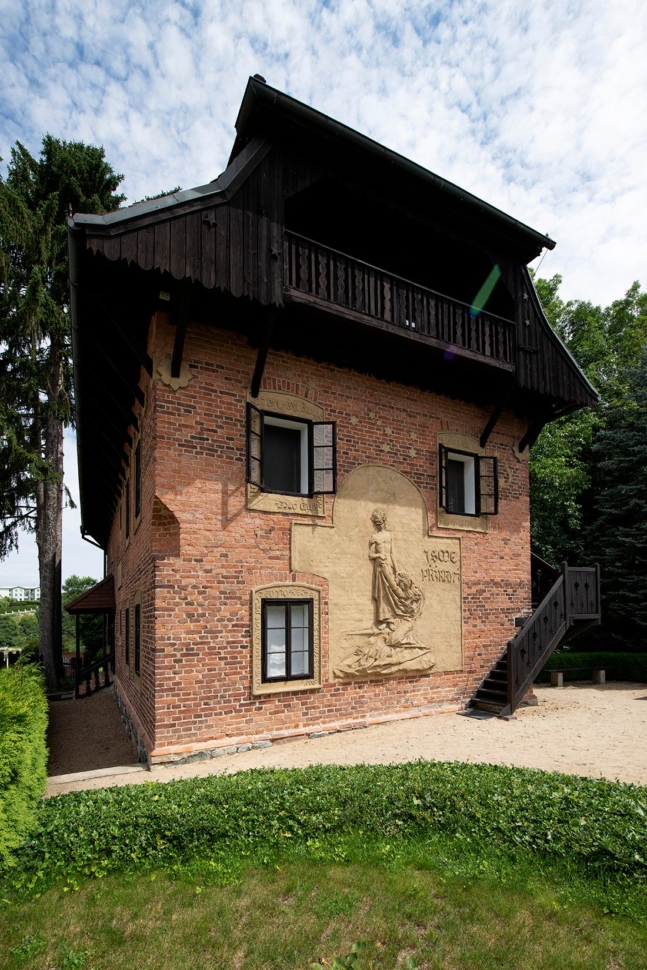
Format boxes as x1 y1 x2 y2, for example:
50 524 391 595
335 508 434 677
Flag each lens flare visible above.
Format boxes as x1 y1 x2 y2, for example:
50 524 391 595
470 265 501 317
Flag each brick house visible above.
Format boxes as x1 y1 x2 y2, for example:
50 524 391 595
68 77 599 764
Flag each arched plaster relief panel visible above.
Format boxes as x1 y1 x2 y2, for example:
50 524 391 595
292 465 462 680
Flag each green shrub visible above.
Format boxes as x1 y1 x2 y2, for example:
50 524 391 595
7 762 647 891
537 651 647 683
0 666 48 864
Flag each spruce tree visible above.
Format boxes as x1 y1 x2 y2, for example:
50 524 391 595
0 137 124 688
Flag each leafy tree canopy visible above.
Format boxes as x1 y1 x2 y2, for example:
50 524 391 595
531 275 647 649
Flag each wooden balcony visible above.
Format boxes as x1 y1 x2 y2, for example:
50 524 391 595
284 231 516 370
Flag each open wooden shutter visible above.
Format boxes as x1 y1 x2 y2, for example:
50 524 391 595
247 402 263 488
477 455 499 514
310 422 337 494
438 445 449 510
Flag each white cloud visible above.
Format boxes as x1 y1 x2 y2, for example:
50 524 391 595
1 0 646 576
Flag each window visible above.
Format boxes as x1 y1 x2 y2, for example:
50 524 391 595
124 606 130 666
262 599 313 682
439 445 498 516
134 440 142 520
134 603 141 676
247 404 336 496
125 478 130 539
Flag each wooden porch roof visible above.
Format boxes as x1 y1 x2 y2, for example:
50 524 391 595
65 576 115 614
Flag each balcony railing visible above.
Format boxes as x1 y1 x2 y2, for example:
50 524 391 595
285 231 516 366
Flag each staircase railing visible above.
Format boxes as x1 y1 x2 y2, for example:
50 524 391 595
507 563 600 714
531 552 560 608
75 652 115 699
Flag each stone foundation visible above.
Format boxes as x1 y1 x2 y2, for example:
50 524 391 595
114 682 149 765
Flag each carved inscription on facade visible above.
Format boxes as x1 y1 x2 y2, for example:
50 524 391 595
292 465 463 679
421 548 461 585
246 390 323 422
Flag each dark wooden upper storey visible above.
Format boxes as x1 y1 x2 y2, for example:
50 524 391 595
69 77 598 546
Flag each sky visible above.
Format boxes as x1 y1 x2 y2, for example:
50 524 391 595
1 0 646 584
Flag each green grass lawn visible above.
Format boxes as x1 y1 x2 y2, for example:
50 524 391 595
5 859 647 970
4 762 647 969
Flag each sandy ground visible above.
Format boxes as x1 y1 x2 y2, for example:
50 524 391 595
46 682 647 797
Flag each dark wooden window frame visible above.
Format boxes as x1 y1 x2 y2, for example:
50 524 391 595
247 404 337 497
261 598 314 683
125 477 130 540
134 602 141 677
124 606 130 667
438 445 498 516
134 439 142 521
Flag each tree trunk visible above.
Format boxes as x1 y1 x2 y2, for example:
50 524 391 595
37 402 64 693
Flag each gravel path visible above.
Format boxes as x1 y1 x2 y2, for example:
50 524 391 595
47 687 139 776
47 682 647 796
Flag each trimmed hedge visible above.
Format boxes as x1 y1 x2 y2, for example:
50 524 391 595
6 762 647 890
537 651 647 684
0 666 48 864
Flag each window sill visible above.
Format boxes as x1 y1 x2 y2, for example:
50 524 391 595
437 508 488 533
253 677 321 696
247 484 325 517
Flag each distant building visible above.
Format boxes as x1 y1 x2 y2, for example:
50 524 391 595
0 586 40 601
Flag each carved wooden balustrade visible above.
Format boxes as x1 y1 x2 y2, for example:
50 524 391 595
284 231 516 366
507 563 600 714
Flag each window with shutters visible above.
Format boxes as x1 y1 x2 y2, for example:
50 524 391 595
247 404 336 497
438 445 498 517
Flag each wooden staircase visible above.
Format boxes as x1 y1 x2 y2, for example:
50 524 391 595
469 558 601 716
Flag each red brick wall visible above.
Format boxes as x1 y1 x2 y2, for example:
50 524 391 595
108 312 531 760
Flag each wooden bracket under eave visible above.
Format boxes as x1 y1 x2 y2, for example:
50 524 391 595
171 281 192 379
250 307 279 398
479 388 513 448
